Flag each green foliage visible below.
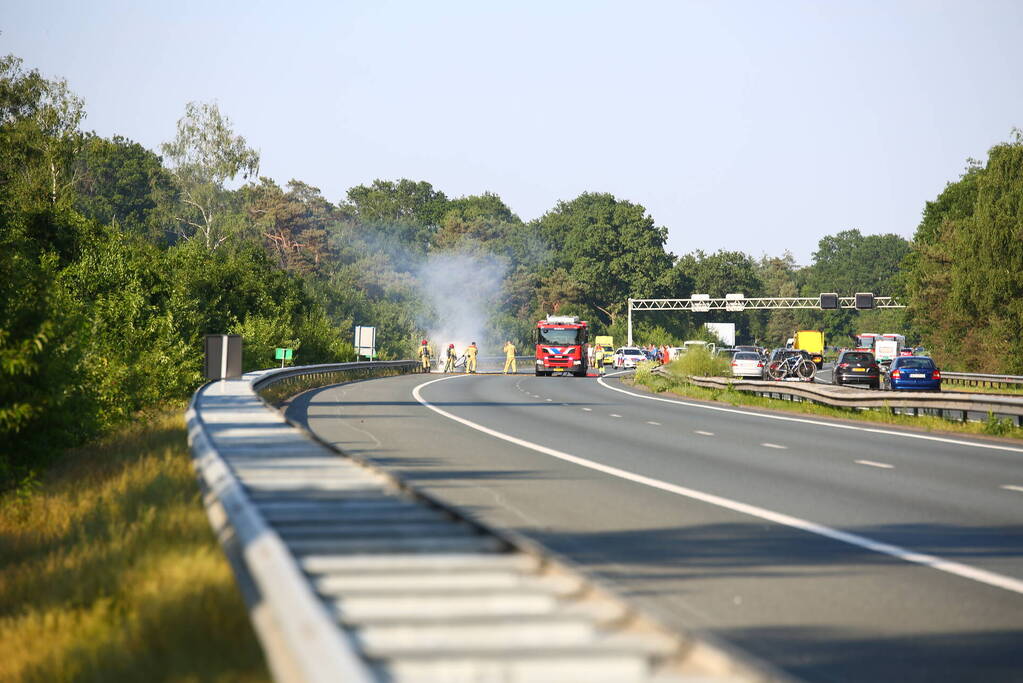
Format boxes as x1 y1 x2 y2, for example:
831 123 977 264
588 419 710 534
160 101 260 250
75 134 175 240
797 229 911 345
905 131 1023 373
666 347 731 378
532 193 673 326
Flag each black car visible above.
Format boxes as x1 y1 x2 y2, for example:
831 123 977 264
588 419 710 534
833 350 881 389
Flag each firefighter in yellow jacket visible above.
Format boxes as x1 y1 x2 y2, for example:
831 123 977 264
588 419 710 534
465 342 478 374
444 343 457 372
502 340 516 374
417 340 431 373
594 345 606 375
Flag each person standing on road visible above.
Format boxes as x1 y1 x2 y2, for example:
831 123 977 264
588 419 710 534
417 340 431 373
586 343 594 368
465 341 478 374
502 340 517 374
594 345 606 375
444 343 457 373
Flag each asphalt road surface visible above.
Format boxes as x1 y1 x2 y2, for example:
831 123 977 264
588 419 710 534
286 371 1023 682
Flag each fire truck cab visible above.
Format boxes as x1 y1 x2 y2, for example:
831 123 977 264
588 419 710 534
534 315 588 377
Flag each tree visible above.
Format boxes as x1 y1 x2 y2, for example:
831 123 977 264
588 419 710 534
242 178 333 274
75 134 175 239
161 101 259 250
906 132 1023 372
532 193 673 325
799 229 911 343
341 179 448 255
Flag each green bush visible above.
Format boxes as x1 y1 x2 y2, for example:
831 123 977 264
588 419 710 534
666 348 731 378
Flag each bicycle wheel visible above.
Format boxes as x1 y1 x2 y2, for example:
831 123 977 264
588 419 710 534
766 360 786 381
796 360 816 380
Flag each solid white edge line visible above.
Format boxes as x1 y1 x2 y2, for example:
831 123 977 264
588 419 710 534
597 374 1023 455
413 374 1023 595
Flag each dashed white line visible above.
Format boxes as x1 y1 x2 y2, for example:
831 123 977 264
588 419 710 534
1001 485 1023 493
545 398 553 402
596 375 1023 455
695 430 715 436
610 413 622 418
646 421 661 426
582 407 592 412
761 442 787 449
856 459 894 469
412 375 1023 596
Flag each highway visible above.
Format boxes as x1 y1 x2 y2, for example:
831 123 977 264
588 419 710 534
286 371 1023 682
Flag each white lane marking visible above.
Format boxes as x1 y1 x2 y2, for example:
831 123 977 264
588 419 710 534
545 398 553 402
761 442 787 450
856 459 894 469
1001 485 1023 493
582 407 593 412
596 375 1023 455
694 430 715 436
412 375 1023 596
610 413 622 418
647 421 661 426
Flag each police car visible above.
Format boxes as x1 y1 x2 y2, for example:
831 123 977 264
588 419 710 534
612 347 647 368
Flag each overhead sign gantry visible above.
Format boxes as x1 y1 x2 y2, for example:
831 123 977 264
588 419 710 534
626 293 906 345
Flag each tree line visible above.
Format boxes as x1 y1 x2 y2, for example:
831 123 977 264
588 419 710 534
2 53 1020 487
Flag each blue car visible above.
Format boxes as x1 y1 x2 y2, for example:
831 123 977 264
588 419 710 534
884 356 941 391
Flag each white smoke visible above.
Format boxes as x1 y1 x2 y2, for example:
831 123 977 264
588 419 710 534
418 250 507 356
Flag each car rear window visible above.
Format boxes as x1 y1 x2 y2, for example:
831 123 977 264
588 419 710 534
735 352 759 360
843 352 873 363
898 358 934 369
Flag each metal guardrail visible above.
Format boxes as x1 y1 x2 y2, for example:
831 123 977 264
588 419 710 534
653 368 1023 427
189 361 775 682
941 371 1023 388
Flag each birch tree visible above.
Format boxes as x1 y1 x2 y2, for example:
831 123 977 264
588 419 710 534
161 101 259 250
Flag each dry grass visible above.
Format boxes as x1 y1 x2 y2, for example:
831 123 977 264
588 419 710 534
631 367 1023 440
942 382 1023 396
0 406 269 683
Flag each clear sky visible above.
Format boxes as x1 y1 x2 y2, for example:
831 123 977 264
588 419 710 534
4 1 1021 265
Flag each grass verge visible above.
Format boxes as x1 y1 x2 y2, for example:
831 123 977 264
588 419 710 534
941 382 1023 396
632 365 1023 440
0 405 270 683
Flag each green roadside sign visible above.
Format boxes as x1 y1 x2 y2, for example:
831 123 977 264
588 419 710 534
274 348 293 360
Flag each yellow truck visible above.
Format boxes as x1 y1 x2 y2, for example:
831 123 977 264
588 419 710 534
793 330 825 368
594 335 614 368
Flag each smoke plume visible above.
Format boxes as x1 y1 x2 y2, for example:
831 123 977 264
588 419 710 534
417 250 507 353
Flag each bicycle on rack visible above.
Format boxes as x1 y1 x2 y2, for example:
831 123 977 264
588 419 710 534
766 353 817 381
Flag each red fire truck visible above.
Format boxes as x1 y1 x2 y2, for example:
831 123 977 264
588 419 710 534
534 315 589 377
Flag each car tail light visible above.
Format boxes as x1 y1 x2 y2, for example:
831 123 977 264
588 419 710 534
891 369 901 379
932 370 941 379
757 362 764 367
838 363 849 369
731 362 737 367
